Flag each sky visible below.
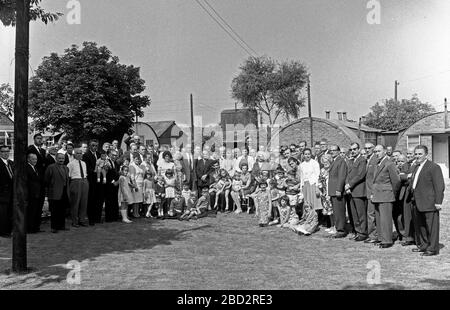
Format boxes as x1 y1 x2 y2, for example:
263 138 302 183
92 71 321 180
1 0 449 127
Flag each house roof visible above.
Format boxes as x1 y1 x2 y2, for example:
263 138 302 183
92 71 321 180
328 119 383 132
147 121 176 137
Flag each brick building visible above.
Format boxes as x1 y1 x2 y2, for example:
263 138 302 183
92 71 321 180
396 111 450 178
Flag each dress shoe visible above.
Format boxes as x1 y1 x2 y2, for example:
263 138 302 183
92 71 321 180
79 222 88 227
0 233 12 238
379 243 393 249
412 248 426 253
72 224 80 228
332 233 347 239
364 238 378 244
348 233 357 240
401 241 415 246
51 229 58 233
421 251 438 256
89 222 95 226
354 236 368 242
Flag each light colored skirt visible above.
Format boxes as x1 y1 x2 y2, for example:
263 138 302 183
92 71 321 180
302 181 322 211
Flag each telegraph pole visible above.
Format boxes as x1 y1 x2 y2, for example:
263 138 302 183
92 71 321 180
308 79 313 147
395 80 400 103
190 94 194 155
12 0 30 273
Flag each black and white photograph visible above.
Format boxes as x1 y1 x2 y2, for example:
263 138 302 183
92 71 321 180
0 0 449 294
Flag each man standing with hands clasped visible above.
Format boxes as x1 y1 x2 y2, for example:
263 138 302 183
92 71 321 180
407 145 445 256
370 145 400 249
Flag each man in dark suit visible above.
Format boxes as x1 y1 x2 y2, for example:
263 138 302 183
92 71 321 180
82 139 102 225
370 145 401 248
195 150 212 195
26 153 44 233
105 149 120 222
0 145 13 238
44 153 70 233
328 144 348 238
407 145 445 256
345 142 368 242
400 151 417 246
364 143 379 244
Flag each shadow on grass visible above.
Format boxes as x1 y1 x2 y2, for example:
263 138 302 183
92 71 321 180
342 282 406 290
0 220 211 289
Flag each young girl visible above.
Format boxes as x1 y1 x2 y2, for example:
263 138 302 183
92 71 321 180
268 180 281 226
230 171 244 214
211 169 231 211
253 182 272 227
181 182 192 203
96 152 111 184
117 165 134 223
294 202 319 236
164 169 176 216
143 171 156 218
277 196 291 228
154 175 166 218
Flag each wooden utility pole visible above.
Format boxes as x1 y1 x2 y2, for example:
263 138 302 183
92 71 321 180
12 0 30 273
394 80 400 103
308 80 313 147
190 94 194 155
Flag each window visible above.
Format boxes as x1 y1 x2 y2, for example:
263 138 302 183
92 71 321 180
363 132 377 146
0 131 13 146
407 135 420 149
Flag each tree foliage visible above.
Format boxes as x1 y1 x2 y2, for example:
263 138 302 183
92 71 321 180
363 94 436 131
0 83 14 117
29 42 151 143
231 56 309 126
0 0 63 26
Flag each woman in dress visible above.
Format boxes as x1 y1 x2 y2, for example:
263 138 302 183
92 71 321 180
158 151 175 176
240 163 256 213
142 153 157 177
318 154 335 234
299 148 322 212
128 155 145 218
254 182 271 226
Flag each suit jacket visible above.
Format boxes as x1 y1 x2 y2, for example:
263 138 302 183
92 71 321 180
106 159 120 184
27 145 47 175
328 156 348 197
346 155 367 198
371 157 400 203
408 160 445 212
398 162 412 201
26 164 41 199
44 163 69 200
365 153 378 198
195 158 212 187
82 150 101 182
182 152 194 183
0 159 13 204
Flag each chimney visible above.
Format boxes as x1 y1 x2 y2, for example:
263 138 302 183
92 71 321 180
325 111 330 120
337 112 342 121
342 112 348 121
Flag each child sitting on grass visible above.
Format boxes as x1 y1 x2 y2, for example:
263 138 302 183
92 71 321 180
180 187 210 221
168 189 186 218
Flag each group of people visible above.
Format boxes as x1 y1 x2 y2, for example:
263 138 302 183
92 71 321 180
0 134 445 257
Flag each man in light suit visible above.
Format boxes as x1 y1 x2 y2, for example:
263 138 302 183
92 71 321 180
370 145 401 248
182 145 194 190
0 145 13 238
67 148 89 227
345 142 368 242
44 153 70 233
364 143 379 244
407 145 445 256
328 144 348 238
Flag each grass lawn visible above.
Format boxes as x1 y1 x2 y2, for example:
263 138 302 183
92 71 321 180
1 183 450 290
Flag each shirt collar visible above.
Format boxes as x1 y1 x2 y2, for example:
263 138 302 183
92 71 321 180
1 158 8 165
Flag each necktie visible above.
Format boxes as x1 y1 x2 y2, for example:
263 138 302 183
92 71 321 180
32 165 38 176
6 162 13 179
79 160 85 179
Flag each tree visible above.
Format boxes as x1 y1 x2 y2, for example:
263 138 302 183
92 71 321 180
363 94 436 131
0 83 14 117
0 0 62 26
29 41 151 144
231 56 309 127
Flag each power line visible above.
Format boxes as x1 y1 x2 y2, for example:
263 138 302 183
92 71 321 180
202 0 259 57
402 68 450 84
193 0 256 57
